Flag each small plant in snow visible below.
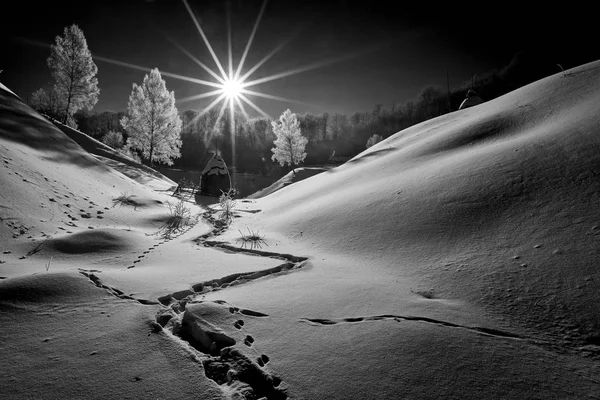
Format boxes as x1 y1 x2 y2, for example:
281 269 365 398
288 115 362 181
159 198 192 238
557 64 572 77
218 188 237 225
45 257 53 272
237 228 268 249
112 191 137 208
26 237 51 257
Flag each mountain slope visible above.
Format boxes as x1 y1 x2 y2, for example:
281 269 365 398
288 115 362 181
246 61 600 347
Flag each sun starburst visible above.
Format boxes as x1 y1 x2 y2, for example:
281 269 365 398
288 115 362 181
34 0 380 168
173 0 378 135
222 77 243 99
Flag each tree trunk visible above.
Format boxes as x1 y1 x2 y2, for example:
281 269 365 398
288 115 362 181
63 91 72 124
149 141 154 167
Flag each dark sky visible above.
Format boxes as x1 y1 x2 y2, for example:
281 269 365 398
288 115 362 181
1 0 598 118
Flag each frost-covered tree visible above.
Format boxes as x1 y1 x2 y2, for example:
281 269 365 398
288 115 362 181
30 87 64 120
101 131 124 149
366 134 383 148
120 68 182 166
47 24 99 125
271 109 307 174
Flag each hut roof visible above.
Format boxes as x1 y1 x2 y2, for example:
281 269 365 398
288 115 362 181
202 154 229 176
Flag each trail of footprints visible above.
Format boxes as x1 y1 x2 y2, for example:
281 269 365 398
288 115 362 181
78 206 307 399
78 269 158 305
81 206 301 398
127 213 201 269
299 315 525 340
152 209 303 399
78 205 539 398
156 299 287 399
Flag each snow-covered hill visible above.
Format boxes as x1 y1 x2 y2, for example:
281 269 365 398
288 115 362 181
2 60 600 399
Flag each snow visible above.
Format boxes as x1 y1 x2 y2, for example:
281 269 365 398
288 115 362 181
202 154 229 176
2 60 600 399
248 167 330 198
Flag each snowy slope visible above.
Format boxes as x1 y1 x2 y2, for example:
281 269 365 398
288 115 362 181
50 118 176 191
208 61 600 398
253 60 600 346
2 61 600 400
248 167 330 198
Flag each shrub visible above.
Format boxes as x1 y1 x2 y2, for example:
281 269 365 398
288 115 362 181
237 228 268 249
112 191 138 209
366 134 383 148
159 198 193 238
101 130 124 149
218 188 237 225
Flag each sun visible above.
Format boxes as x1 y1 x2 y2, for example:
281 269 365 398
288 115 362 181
222 77 242 98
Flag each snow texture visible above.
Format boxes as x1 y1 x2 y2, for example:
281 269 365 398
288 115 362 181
2 60 600 399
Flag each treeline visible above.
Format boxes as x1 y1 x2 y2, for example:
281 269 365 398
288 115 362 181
70 50 565 174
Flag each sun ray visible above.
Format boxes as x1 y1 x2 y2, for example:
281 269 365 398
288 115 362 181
238 25 304 83
229 96 236 132
229 96 236 171
240 88 311 106
167 36 225 84
238 38 288 83
226 0 233 79
176 89 223 104
240 47 382 88
186 93 227 130
234 96 251 121
238 93 271 119
92 55 223 88
182 0 228 80
234 0 268 81
213 96 230 134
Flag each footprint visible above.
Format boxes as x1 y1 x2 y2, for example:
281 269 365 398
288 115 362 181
133 260 140 263
143 251 150 254
239 309 268 317
244 335 254 347
234 320 244 329
138 255 144 259
257 354 270 367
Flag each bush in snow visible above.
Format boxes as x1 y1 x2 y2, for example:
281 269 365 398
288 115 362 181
101 131 124 149
366 134 383 148
218 189 237 226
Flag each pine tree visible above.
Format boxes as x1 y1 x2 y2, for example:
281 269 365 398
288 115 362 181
120 68 182 166
47 24 99 125
271 109 307 174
